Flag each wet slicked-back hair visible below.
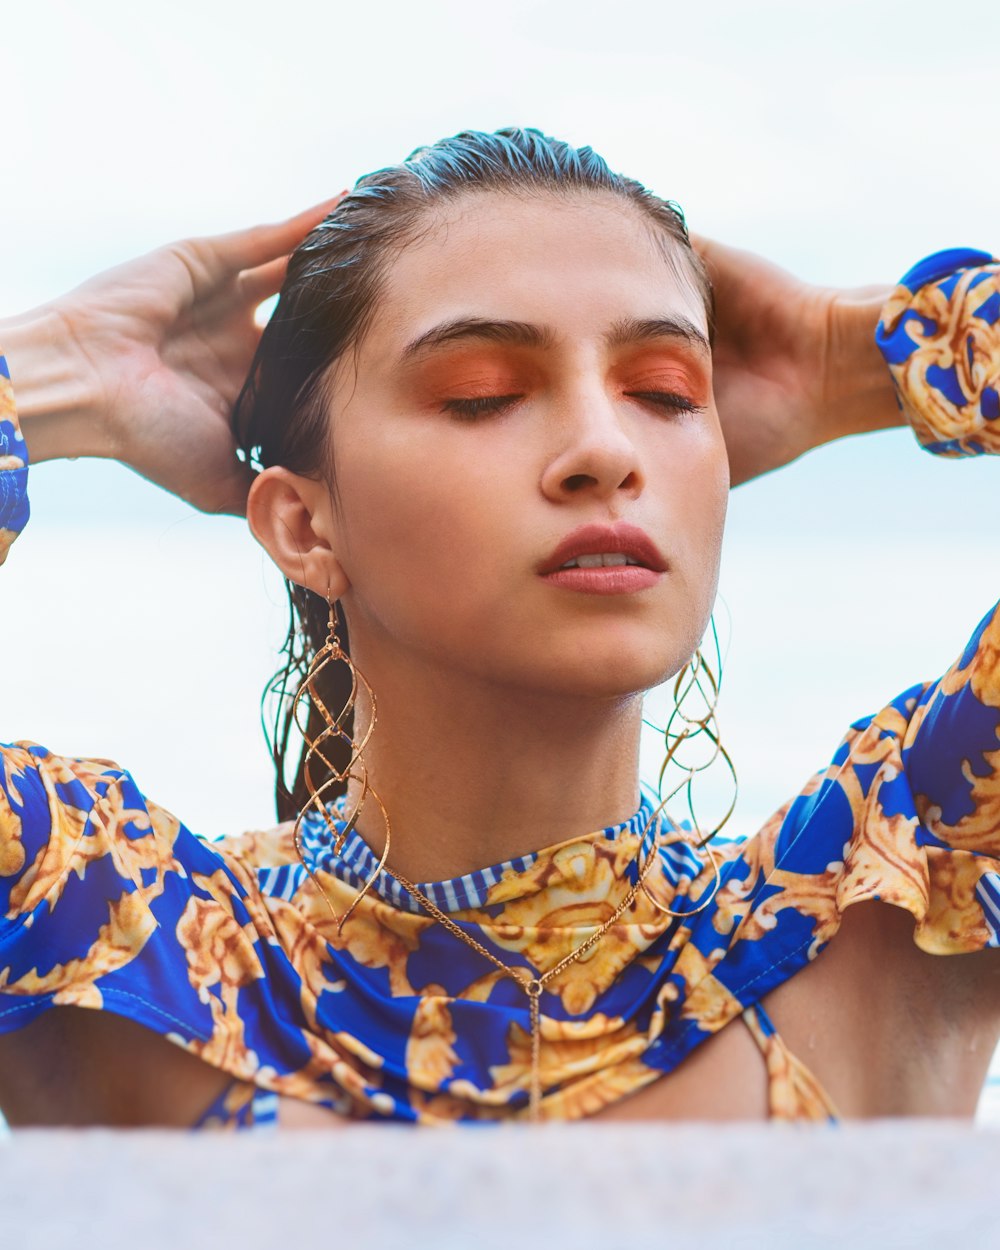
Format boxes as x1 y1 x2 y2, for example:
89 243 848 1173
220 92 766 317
233 126 713 822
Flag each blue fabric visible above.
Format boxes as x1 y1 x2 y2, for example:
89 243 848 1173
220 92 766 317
2 246 1000 1127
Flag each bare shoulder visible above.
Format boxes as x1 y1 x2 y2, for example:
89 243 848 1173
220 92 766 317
0 1006 233 1127
763 901 1000 1116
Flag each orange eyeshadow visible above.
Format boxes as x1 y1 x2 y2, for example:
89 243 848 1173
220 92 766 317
409 351 534 399
613 348 709 401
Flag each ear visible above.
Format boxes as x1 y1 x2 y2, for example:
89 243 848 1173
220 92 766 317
246 466 350 599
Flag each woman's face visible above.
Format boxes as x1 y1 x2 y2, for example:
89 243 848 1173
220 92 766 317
323 190 729 700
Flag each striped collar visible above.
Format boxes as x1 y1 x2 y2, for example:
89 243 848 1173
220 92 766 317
297 795 672 916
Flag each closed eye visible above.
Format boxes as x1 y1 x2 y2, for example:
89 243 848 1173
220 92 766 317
626 391 706 415
442 391 704 421
441 394 522 420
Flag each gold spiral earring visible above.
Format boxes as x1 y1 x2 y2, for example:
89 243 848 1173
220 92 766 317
290 593 392 932
639 615 737 918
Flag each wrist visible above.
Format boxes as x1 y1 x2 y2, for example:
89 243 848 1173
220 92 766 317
821 286 903 441
0 306 109 462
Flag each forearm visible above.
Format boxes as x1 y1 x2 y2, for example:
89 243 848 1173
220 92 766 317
0 309 107 463
815 284 904 445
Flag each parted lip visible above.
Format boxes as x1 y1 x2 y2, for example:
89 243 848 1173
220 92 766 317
538 523 668 575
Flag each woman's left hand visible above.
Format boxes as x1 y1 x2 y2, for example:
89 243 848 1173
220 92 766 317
692 234 902 486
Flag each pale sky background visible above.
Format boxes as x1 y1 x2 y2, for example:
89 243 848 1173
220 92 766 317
2 0 998 850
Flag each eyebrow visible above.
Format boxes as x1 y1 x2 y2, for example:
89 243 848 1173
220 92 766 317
399 313 709 363
606 315 710 356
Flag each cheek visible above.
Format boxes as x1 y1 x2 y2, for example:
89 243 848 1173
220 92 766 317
661 423 729 590
702 445 730 549
329 422 520 622
697 452 729 609
335 440 445 568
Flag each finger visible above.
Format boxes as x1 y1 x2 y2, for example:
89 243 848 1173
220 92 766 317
686 233 732 288
688 231 721 268
212 191 349 273
238 255 290 305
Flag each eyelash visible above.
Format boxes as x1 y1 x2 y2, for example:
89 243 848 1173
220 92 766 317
628 391 706 416
442 395 521 420
440 392 705 421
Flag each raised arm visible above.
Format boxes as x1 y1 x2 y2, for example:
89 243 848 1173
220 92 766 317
874 248 1000 854
736 245 1000 952
0 201 343 1125
0 195 343 940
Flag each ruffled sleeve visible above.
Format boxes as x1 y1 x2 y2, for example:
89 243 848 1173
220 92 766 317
0 355 30 565
876 246 1000 456
874 248 1000 943
0 741 272 1047
684 249 1000 1037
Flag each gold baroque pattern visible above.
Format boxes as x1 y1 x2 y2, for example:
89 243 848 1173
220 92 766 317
1 250 1000 1126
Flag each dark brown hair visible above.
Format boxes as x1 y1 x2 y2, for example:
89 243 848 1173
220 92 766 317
232 126 713 822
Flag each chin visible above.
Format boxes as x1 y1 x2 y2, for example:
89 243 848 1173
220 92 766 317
521 646 691 702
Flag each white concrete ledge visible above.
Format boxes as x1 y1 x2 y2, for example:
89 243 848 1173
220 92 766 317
2 1122 994 1250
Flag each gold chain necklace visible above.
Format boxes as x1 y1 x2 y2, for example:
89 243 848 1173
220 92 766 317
382 831 662 1122
291 602 723 1121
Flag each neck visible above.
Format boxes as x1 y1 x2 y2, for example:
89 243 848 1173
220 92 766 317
341 650 644 883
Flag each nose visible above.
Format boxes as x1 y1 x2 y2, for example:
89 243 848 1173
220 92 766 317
539 387 645 504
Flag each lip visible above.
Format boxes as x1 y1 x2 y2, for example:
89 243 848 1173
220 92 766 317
541 565 663 595
538 522 668 577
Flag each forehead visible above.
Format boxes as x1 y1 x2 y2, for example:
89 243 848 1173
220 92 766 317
365 190 707 356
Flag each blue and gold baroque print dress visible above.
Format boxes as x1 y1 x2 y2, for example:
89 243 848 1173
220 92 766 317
1 247 999 1130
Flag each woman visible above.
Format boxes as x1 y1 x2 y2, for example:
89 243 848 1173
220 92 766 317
0 128 997 1129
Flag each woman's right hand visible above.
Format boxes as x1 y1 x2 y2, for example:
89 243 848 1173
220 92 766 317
0 199 340 515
